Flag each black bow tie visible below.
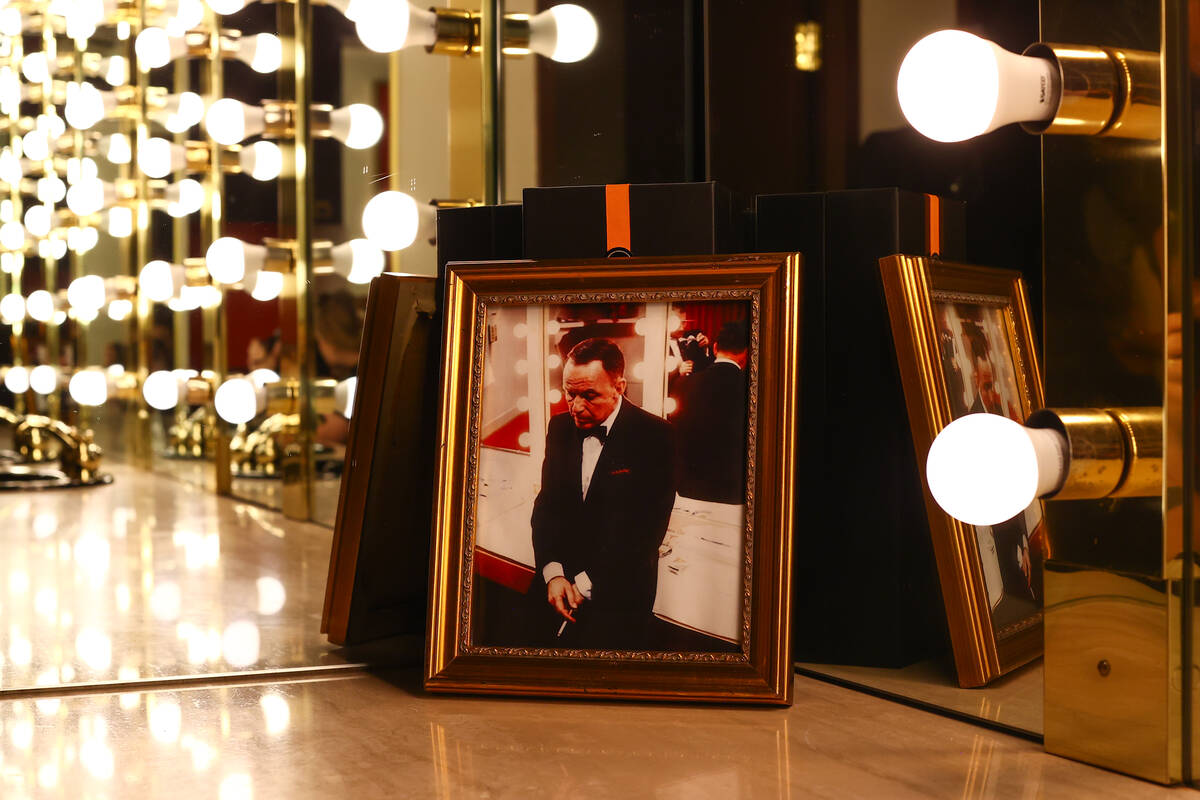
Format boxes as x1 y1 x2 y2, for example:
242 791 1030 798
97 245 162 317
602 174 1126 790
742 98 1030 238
579 426 607 443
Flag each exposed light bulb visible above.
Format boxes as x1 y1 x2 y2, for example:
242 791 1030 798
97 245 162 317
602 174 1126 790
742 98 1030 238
67 274 106 311
142 369 183 410
165 179 204 217
21 52 49 84
237 140 282 181
102 133 132 164
20 129 50 161
164 0 204 35
49 235 74 258
29 365 57 395
104 206 134 238
36 175 66 204
330 238 384 284
135 27 186 70
204 98 265 145
328 104 383 150
138 137 187 179
528 4 599 63
0 149 22 183
0 8 22 36
926 413 1066 526
159 91 206 133
4 365 28 394
68 369 108 406
248 270 282 301
897 30 1058 143
205 236 267 284
248 368 279 387
352 1 436 54
206 0 247 15
235 33 282 73
102 55 129 86
214 377 259 424
23 205 52 238
26 290 55 322
362 191 434 251
68 155 101 183
66 178 114 216
0 221 25 250
0 292 24 323
106 298 133 321
64 82 112 130
139 260 184 302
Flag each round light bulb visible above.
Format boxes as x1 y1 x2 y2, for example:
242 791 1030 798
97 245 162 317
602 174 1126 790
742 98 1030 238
0 8 21 37
67 274 106 311
20 129 50 161
4 365 28 394
68 369 107 406
206 236 267 284
165 0 205 35
66 178 111 216
105 206 134 238
37 176 66 204
162 91 206 133
0 221 23 250
106 298 133 321
103 133 132 164
527 4 598 63
214 377 258 424
21 52 48 84
102 55 129 86
29 365 56 395
248 368 279 387
238 140 282 181
134 27 181 70
64 82 110 129
330 238 384 284
142 369 182 410
206 0 247 15
166 179 204 217
26 289 54 322
204 98 265 145
362 191 420 252
236 33 282 73
925 413 1064 527
23 205 52 238
138 137 185 179
329 104 383 150
248 270 283 301
352 1 433 53
139 260 181 302
0 292 24 323
897 30 1058 143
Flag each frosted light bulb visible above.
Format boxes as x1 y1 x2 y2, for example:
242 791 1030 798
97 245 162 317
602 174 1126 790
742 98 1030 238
103 133 132 164
362 191 433 251
0 292 24 323
139 260 184 302
71 156 100 182
171 285 203 311
142 369 182 410
104 206 133 238
135 27 185 70
4 365 28 394
0 221 25 250
238 140 282 181
101 55 128 86
248 270 282 301
69 369 108 406
29 365 56 394
897 30 1058 143
64 82 112 129
0 149 22 183
25 290 54 322
528 4 599 63
330 238 384 284
160 91 205 133
21 52 48 84
206 0 247 15
36 175 66 204
49 235 73 258
20 129 50 161
138 138 187 179
23 205 52 238
335 376 356 418
165 0 204 35
214 377 258 424
165 179 204 217
204 98 265 145
248 368 279 387
67 274 106 311
106 298 133 321
328 104 383 150
0 8 21 36
66 178 114 216
352 1 435 53
235 33 282 73
206 236 267 284
926 413 1067 527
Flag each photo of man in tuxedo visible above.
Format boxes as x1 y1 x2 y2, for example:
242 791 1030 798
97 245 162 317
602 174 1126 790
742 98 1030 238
531 337 677 650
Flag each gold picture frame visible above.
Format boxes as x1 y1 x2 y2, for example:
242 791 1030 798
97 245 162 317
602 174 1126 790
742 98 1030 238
880 255 1046 688
425 254 802 705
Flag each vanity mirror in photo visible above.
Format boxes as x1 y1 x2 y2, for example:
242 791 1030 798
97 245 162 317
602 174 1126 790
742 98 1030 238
426 254 801 704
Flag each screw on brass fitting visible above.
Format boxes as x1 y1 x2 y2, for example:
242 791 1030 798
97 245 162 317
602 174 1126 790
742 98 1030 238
1025 407 1163 499
1020 43 1159 139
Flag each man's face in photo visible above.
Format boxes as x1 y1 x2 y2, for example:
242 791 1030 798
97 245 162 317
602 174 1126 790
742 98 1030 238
563 358 625 429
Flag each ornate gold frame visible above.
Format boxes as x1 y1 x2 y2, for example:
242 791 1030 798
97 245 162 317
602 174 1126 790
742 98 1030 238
425 254 802 704
879 255 1045 688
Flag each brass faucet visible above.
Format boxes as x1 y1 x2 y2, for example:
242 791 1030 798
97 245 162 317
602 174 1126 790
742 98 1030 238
15 415 104 483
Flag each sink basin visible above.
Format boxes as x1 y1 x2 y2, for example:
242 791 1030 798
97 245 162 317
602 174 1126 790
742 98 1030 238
0 466 113 490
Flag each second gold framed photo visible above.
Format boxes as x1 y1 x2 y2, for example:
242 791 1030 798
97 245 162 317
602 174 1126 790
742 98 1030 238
880 255 1046 688
425 254 802 705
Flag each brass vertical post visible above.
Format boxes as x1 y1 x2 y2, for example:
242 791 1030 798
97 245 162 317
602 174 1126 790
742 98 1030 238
130 1 152 466
387 51 402 273
480 0 503 205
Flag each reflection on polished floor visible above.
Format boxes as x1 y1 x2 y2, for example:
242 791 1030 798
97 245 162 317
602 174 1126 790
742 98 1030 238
0 465 352 691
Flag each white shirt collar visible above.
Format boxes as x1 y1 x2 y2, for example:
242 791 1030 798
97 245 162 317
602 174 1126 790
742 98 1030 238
714 356 742 369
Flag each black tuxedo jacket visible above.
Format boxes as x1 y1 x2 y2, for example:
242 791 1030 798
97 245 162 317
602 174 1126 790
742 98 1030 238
673 361 747 504
531 400 676 648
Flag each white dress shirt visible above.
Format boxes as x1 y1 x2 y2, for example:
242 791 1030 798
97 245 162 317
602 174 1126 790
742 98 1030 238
541 397 623 598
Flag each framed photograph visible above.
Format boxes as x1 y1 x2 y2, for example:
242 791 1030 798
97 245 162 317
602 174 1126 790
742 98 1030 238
879 255 1046 687
425 254 802 705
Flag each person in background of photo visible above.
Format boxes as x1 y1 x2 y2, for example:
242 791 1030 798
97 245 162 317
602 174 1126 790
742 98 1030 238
531 337 676 650
672 321 749 505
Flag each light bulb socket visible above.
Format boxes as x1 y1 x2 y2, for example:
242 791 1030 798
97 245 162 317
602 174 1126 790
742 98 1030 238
1020 43 1159 140
427 9 546 57
1025 406 1162 500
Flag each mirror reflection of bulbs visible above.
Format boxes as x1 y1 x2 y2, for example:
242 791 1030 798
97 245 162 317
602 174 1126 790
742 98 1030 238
106 298 134 321
164 0 205 35
21 52 49 84
328 104 383 150
142 369 184 410
214 377 259 424
206 236 267 284
206 0 249 15
165 179 204 217
204 98 265 145
69 369 108 407
4 365 28 394
925 414 1067 527
351 1 436 54
139 260 186 302
67 156 101 184
23 205 52 238
0 8 22 37
99 133 132 164
26 290 55 322
66 178 116 216
64 82 113 130
248 270 283 302
331 239 384 284
67 274 106 311
0 221 25 250
138 138 187 179
37 176 67 204
248 368 279 387
234 33 282 73
527 4 599 63
158 91 206 133
100 56 129 86
20 128 51 161
135 27 187 70
104 206 134 238
0 149 23 183
362 191 435 251
238 140 283 181
0 292 24 324
29 365 57 395
897 30 1058 143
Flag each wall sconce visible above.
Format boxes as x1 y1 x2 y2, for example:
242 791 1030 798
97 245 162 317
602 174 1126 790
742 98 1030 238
897 29 1158 142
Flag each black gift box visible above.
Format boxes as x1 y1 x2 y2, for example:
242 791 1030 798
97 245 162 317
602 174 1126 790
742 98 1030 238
757 188 966 669
436 203 525 298
522 181 741 259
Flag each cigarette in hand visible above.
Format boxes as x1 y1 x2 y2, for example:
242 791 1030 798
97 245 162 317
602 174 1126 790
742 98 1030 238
557 620 568 637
